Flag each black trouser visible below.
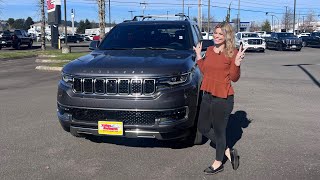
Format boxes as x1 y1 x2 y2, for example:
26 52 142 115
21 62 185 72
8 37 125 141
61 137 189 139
197 92 234 161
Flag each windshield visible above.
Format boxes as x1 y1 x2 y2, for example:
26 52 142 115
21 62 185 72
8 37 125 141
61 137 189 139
242 33 259 38
278 33 295 37
99 24 191 50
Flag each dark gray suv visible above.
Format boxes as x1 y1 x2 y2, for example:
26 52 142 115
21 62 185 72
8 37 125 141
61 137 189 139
57 14 212 144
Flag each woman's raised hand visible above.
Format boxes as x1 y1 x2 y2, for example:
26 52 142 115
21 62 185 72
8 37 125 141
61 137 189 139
235 44 247 66
193 42 202 56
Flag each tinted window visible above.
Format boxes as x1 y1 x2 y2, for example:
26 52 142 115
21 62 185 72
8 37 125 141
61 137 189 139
312 32 320 36
99 24 191 50
242 33 259 38
277 33 295 37
14 30 22 36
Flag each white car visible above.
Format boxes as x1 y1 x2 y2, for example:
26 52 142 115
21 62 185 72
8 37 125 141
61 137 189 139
297 33 310 38
255 31 271 38
201 32 213 40
235 32 266 52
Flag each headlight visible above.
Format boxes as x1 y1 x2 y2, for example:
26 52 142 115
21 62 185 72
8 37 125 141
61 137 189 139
158 73 190 86
262 39 265 44
61 73 73 84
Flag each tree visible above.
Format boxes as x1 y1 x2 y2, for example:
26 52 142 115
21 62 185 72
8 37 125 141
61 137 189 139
12 19 25 29
25 17 34 30
249 21 260 32
304 10 318 32
282 7 293 31
76 19 92 34
7 18 15 29
85 19 92 29
261 20 271 32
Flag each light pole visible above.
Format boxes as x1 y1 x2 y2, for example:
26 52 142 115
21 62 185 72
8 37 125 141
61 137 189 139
167 11 169 20
128 11 135 19
188 6 191 17
237 0 240 32
109 0 111 27
293 0 296 34
208 0 210 35
64 0 67 45
183 0 184 15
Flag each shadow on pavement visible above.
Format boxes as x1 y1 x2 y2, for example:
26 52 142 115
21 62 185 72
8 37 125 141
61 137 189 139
283 64 320 88
85 134 193 149
226 111 252 149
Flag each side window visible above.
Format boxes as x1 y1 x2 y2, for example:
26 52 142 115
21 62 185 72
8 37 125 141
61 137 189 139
15 30 22 36
194 25 201 40
237 33 241 39
191 25 199 45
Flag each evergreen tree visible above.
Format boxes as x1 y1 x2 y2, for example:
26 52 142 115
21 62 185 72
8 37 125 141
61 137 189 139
261 20 271 32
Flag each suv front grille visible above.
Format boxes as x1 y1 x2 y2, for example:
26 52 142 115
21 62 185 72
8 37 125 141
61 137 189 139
248 39 262 45
73 78 155 95
69 107 187 125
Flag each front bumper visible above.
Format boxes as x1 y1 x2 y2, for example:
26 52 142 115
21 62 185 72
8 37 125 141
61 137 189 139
243 44 266 51
282 44 302 50
57 80 199 140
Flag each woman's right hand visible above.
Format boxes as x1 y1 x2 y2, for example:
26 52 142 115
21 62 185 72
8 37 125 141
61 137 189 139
193 42 202 57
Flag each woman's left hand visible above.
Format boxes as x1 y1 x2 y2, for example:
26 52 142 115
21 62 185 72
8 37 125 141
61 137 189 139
235 44 248 66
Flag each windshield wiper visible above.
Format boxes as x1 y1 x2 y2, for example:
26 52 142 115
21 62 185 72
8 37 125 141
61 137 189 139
132 47 174 51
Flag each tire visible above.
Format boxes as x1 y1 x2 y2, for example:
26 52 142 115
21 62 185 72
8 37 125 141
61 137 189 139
295 48 301 51
70 128 85 138
14 41 21 50
28 41 33 49
260 49 265 53
276 43 283 51
0 46 2 50
302 41 307 47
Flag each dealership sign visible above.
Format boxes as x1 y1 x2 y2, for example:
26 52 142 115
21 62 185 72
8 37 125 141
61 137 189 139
47 0 61 13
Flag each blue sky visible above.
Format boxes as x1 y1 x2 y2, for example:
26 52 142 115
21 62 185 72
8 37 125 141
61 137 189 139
0 0 319 25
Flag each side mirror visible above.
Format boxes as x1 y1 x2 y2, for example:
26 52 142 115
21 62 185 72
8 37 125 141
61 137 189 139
89 40 100 50
200 39 214 51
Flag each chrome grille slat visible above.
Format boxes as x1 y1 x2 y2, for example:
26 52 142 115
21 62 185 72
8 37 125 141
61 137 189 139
73 77 155 95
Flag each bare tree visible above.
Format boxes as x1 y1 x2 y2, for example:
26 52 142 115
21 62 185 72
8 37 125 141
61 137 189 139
201 14 215 32
304 10 318 32
97 0 106 40
282 7 293 31
249 21 260 32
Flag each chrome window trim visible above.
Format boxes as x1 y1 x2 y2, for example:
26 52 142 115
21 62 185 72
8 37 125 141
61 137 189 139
106 79 117 95
94 79 106 94
131 79 143 95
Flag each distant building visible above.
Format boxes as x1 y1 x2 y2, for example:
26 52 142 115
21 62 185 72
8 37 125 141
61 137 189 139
28 22 77 36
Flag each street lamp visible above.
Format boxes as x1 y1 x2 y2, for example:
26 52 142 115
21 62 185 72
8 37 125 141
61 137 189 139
188 6 191 17
167 11 170 20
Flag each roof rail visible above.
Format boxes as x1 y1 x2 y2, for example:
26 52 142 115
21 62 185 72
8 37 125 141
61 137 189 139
132 13 190 21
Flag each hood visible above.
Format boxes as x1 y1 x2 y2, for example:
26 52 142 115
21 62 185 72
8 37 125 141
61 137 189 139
62 50 195 77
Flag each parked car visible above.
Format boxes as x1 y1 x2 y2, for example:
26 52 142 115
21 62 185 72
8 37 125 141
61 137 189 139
60 35 84 43
10 29 33 49
0 30 14 49
265 32 302 51
201 31 213 40
297 33 310 38
235 32 266 52
57 14 214 144
300 32 320 47
255 31 272 38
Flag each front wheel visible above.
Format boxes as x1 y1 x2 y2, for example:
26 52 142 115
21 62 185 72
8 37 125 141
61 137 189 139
277 43 283 51
302 41 307 47
28 41 33 49
70 128 85 138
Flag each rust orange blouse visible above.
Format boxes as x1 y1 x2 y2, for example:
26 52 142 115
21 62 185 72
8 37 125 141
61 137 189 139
196 46 240 98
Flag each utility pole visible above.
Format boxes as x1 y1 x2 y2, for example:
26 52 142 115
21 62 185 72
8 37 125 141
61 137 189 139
71 9 75 35
140 1 147 16
271 15 274 32
302 16 305 32
64 0 67 45
237 0 240 32
285 6 288 31
198 0 201 30
293 0 296 34
183 0 184 15
188 6 191 17
128 10 135 19
98 0 106 40
207 0 210 35
40 0 46 50
108 0 111 28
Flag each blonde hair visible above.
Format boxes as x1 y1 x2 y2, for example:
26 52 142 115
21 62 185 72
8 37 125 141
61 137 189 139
215 22 235 58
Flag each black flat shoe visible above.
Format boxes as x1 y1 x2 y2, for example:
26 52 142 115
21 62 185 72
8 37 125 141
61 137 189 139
203 165 224 175
230 148 240 170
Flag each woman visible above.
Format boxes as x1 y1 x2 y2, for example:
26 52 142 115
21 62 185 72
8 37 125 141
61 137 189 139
193 22 247 175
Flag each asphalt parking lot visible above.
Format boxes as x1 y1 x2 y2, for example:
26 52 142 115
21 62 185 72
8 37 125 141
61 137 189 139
0 48 319 179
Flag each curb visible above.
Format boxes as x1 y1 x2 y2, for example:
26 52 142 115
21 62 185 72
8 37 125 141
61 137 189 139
37 54 57 58
35 66 62 71
35 59 70 63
